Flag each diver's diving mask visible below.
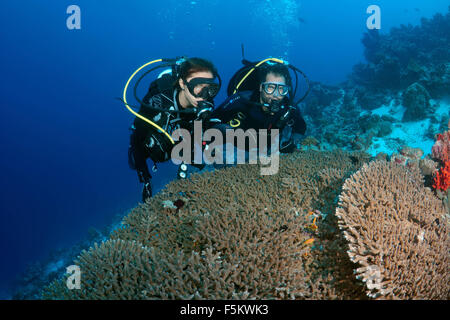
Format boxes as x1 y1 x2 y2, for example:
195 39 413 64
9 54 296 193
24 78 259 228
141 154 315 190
185 77 220 100
261 82 290 96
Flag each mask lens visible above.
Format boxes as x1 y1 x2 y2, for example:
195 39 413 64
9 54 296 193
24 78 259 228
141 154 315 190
186 78 220 99
278 84 289 96
193 84 207 96
262 82 289 96
263 83 277 95
207 83 219 97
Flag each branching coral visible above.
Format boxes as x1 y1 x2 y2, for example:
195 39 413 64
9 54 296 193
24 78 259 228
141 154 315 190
42 240 156 300
336 160 449 299
42 150 370 300
42 150 449 300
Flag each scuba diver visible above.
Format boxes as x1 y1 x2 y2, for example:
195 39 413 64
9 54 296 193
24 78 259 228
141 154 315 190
209 57 309 156
123 57 221 202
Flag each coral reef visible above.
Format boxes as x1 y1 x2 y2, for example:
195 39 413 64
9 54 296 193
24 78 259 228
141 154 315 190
299 7 449 154
336 160 449 299
431 121 450 214
434 161 450 191
302 82 342 119
299 136 320 150
42 150 371 300
10 214 124 299
351 7 450 97
41 149 448 300
432 120 450 163
401 82 431 121
419 157 438 177
390 146 424 167
34 6 450 301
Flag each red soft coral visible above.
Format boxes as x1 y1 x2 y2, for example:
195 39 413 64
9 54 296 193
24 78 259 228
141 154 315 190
433 161 450 191
431 120 450 163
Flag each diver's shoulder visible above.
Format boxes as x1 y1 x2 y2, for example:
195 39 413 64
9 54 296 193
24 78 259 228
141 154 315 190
238 90 255 99
227 90 255 104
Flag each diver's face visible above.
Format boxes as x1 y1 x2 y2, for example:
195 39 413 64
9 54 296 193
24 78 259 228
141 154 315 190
179 70 214 108
259 73 286 109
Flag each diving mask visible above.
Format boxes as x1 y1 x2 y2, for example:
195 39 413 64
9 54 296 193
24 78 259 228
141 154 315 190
185 77 220 100
261 82 290 96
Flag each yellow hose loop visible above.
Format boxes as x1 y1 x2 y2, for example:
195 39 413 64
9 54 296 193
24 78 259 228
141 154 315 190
233 58 286 95
123 59 175 144
229 119 241 127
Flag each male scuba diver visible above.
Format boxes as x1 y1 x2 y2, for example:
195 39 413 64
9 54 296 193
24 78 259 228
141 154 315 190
210 59 308 155
126 57 221 202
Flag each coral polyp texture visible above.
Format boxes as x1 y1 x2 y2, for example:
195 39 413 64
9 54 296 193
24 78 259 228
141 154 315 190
336 160 449 299
42 150 371 299
41 150 449 300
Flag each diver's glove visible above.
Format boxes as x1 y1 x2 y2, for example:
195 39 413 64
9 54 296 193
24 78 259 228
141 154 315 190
280 139 296 154
142 181 152 203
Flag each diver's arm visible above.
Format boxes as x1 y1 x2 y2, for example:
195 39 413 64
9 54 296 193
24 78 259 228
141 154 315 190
280 136 296 153
134 93 158 132
210 92 250 123
292 132 305 149
209 98 235 122
279 106 307 153
291 107 307 135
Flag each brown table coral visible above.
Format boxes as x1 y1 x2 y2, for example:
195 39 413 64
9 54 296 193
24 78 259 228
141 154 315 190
42 151 448 300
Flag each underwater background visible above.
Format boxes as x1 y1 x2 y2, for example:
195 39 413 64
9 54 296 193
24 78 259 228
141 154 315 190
0 0 449 299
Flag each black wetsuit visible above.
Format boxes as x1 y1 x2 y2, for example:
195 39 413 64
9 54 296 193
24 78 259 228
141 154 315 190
128 79 197 184
209 90 307 152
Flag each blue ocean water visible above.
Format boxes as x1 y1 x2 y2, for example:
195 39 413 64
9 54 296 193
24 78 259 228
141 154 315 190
0 0 448 298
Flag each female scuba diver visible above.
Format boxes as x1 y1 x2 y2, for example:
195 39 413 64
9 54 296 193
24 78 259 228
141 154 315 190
127 57 221 202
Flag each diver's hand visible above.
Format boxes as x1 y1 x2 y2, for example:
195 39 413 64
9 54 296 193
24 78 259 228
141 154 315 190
292 133 305 150
280 140 295 153
194 101 214 121
142 182 152 203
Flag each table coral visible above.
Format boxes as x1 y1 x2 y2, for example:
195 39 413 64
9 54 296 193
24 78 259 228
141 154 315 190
336 160 449 299
42 151 448 300
42 150 369 300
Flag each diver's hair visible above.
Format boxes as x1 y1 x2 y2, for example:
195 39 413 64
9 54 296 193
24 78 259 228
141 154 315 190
175 57 218 89
258 63 292 87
